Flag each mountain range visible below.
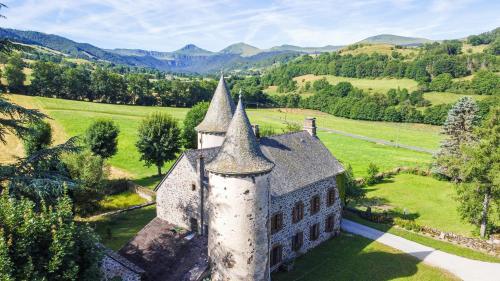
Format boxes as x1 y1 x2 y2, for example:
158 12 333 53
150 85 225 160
0 28 433 73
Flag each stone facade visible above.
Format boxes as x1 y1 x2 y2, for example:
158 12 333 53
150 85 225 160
270 176 342 270
157 155 201 229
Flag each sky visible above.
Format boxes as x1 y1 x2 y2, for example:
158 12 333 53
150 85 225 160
1 0 499 52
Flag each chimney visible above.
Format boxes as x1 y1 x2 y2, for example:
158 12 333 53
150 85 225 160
252 124 260 139
304 117 317 137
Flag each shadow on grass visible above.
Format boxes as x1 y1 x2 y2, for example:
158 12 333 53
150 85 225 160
134 175 163 189
272 232 428 281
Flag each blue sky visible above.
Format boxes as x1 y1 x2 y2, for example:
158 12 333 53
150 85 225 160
1 0 499 52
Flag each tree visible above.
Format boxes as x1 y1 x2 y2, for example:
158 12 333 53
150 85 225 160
0 93 45 143
471 70 499 95
429 73 453 92
182 102 209 149
343 164 365 206
29 61 63 97
365 163 380 185
0 192 102 280
3 53 25 92
84 119 119 159
23 120 52 156
435 97 479 178
454 107 500 237
136 112 181 176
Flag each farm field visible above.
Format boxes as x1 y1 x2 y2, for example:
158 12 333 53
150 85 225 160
3 94 438 182
355 174 476 235
423 92 488 105
293 74 420 94
272 232 458 281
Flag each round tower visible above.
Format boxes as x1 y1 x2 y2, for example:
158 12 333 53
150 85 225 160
195 74 235 149
205 96 274 281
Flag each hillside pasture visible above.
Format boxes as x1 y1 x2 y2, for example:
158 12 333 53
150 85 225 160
423 92 488 105
293 74 420 94
338 43 418 57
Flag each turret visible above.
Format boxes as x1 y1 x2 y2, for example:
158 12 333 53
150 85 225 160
195 74 235 149
206 96 274 281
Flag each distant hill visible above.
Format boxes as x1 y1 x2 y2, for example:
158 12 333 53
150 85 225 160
172 44 213 56
359 34 432 46
220 43 262 57
270 44 342 53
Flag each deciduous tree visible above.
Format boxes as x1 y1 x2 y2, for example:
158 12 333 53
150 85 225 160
84 119 119 159
182 102 209 149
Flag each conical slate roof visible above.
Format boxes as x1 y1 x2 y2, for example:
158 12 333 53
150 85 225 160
195 75 235 134
206 96 274 176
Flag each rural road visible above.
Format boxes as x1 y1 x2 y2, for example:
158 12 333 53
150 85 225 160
341 219 500 281
263 116 436 154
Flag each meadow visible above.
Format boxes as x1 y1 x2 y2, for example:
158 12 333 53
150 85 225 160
423 92 488 105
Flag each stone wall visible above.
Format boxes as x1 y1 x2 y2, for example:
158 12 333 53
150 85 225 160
101 248 145 281
157 155 201 229
270 176 342 271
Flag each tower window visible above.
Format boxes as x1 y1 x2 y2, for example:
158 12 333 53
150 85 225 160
310 195 320 214
291 232 303 251
270 244 283 267
271 212 283 234
327 188 335 206
310 223 320 241
292 201 304 223
191 184 196 191
325 214 335 232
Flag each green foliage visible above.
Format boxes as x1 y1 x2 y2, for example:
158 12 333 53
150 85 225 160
30 61 63 97
181 102 209 149
0 192 102 280
23 120 52 156
429 73 453 92
470 70 500 95
467 27 500 46
455 107 500 237
365 162 380 185
3 53 25 92
435 97 478 178
63 150 108 216
343 164 365 206
136 112 181 176
84 119 120 159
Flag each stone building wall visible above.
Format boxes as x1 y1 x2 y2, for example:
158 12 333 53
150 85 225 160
156 155 200 229
270 176 342 271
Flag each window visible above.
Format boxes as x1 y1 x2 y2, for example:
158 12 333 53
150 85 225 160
189 217 198 232
292 201 304 223
191 184 196 191
310 223 320 241
325 215 335 232
291 232 303 251
271 212 283 234
327 188 335 206
270 244 283 267
310 195 320 214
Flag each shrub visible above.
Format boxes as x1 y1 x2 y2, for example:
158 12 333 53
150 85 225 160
84 119 120 159
23 120 52 156
429 73 453 92
365 163 380 185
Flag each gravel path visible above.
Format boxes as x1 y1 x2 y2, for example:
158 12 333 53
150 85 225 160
341 219 500 281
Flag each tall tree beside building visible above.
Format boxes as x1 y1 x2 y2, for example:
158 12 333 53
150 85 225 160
136 112 181 176
455 107 500 238
434 97 478 179
182 102 209 149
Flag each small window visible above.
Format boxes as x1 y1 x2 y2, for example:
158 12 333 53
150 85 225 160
271 212 283 234
292 201 304 223
291 232 304 251
327 188 336 206
310 223 320 241
310 195 320 214
325 215 335 232
191 184 196 191
270 244 283 267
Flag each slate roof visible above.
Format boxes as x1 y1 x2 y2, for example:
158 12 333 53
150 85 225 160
195 75 235 134
181 131 344 196
205 96 274 175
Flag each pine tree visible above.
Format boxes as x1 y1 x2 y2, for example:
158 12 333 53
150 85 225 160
435 97 478 179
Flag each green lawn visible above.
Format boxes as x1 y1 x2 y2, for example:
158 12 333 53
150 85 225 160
344 212 500 263
86 205 156 250
98 191 148 213
423 92 488 105
356 174 475 235
273 233 458 281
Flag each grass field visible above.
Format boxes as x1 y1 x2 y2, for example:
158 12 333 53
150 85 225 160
293 74 420 94
273 232 458 281
97 191 148 213
356 174 475 235
423 92 488 105
338 43 418 58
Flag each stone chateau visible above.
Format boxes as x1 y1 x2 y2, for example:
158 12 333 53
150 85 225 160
106 75 345 281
